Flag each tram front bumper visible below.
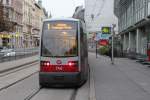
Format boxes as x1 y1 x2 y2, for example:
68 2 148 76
39 72 82 87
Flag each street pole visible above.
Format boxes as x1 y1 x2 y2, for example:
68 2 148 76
111 24 116 64
96 41 98 58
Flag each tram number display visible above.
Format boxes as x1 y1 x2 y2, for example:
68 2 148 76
55 66 63 71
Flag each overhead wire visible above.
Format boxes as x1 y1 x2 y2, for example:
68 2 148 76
91 0 99 14
95 0 106 18
72 0 76 8
88 0 106 20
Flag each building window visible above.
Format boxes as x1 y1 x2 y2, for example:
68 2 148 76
148 1 150 15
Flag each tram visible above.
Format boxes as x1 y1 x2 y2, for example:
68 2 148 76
39 18 88 87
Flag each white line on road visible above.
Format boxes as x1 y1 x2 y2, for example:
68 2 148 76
90 69 96 100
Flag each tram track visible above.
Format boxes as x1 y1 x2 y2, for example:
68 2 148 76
24 64 90 100
25 88 78 100
0 71 39 91
0 61 38 77
0 61 39 92
0 62 89 100
0 60 38 74
24 87 41 100
70 89 78 100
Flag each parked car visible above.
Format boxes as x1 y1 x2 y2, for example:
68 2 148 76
0 48 16 57
0 46 3 51
4 51 16 57
0 47 4 57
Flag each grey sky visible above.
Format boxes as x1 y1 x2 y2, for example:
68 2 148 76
39 0 84 17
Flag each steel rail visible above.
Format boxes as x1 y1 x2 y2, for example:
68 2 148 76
0 61 38 77
0 60 38 73
0 71 39 91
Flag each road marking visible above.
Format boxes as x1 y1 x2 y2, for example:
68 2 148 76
90 69 96 100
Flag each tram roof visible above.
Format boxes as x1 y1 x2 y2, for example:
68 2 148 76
43 18 79 22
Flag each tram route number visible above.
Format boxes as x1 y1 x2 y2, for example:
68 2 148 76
55 66 63 71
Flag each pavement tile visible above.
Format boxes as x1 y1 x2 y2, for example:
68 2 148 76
89 53 150 100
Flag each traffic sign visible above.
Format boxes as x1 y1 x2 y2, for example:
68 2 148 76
94 33 101 41
100 34 111 40
101 27 111 34
94 33 111 41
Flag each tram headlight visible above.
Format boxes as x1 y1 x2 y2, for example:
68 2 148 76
41 61 50 66
68 61 78 67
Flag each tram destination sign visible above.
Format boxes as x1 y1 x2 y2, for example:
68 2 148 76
48 23 73 30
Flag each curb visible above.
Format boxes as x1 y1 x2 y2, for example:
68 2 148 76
89 69 96 100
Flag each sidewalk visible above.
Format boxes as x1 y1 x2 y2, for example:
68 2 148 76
89 53 150 100
0 55 38 73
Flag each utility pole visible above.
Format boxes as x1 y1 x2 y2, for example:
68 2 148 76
96 41 98 58
111 24 116 64
94 32 98 59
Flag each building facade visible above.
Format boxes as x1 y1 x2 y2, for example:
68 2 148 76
0 0 48 48
12 0 23 48
114 0 150 56
0 0 47 48
22 0 34 48
23 0 47 48
0 0 23 48
32 2 47 47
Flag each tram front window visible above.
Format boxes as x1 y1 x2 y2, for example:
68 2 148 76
41 21 78 57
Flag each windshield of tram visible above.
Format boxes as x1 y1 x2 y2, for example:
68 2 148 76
41 21 78 57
